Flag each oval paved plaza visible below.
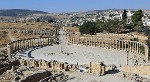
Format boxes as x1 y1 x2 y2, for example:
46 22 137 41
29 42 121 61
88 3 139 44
16 44 130 67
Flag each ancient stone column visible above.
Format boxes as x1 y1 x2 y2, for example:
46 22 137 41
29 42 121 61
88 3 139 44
24 40 26 49
13 42 15 50
30 39 33 47
16 41 19 50
40 38 43 46
19 40 21 49
26 40 28 49
10 42 13 52
7 44 11 60
126 50 129 65
44 38 46 45
122 40 124 50
108 39 111 49
20 40 23 49
110 39 112 49
29 39 31 48
43 38 45 45
134 42 136 53
47 38 50 45
33 39 35 46
119 40 121 50
124 40 127 51
25 40 27 49
93 38 95 47
89 37 92 46
13 42 16 50
135 42 137 54
136 42 139 53
139 43 141 54
96 38 99 47
46 38 48 45
130 42 132 53
127 41 129 51
86 38 88 46
99 39 101 47
104 39 106 48
28 40 30 48
145 45 149 62
17 41 20 49
115 40 118 49
38 38 40 46
22 40 24 49
137 43 140 54
85 37 87 46
116 40 118 50
45 38 47 45
78 36 80 44
72 37 74 44
101 39 104 48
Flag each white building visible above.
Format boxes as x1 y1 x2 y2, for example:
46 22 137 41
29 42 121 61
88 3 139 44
112 14 122 20
126 11 133 24
143 19 150 26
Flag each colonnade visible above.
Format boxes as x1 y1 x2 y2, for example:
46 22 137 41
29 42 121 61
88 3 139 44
7 37 54 59
68 35 149 62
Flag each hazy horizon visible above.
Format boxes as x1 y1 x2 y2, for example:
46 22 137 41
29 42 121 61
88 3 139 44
0 0 150 13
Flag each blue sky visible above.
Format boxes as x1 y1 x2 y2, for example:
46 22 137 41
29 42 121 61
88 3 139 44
0 0 150 12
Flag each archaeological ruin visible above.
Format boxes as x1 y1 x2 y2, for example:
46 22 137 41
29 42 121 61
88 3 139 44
67 34 149 65
0 24 150 82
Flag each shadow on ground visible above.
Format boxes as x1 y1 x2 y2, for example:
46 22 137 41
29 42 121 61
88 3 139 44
106 70 120 74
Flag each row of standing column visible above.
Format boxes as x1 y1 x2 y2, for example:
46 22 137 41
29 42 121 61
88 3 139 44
9 37 52 53
69 36 147 56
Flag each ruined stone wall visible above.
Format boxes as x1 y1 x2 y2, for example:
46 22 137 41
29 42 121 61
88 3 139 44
68 35 149 62
89 62 105 75
19 59 65 70
19 59 84 73
122 66 150 75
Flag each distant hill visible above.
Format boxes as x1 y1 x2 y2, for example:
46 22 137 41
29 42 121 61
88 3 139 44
0 9 48 17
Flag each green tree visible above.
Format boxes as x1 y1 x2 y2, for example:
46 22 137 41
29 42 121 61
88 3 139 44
79 21 98 35
96 20 106 32
122 10 127 28
131 10 143 24
36 18 40 22
122 10 127 21
131 10 144 31
48 19 54 23
134 21 143 31
105 19 121 33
